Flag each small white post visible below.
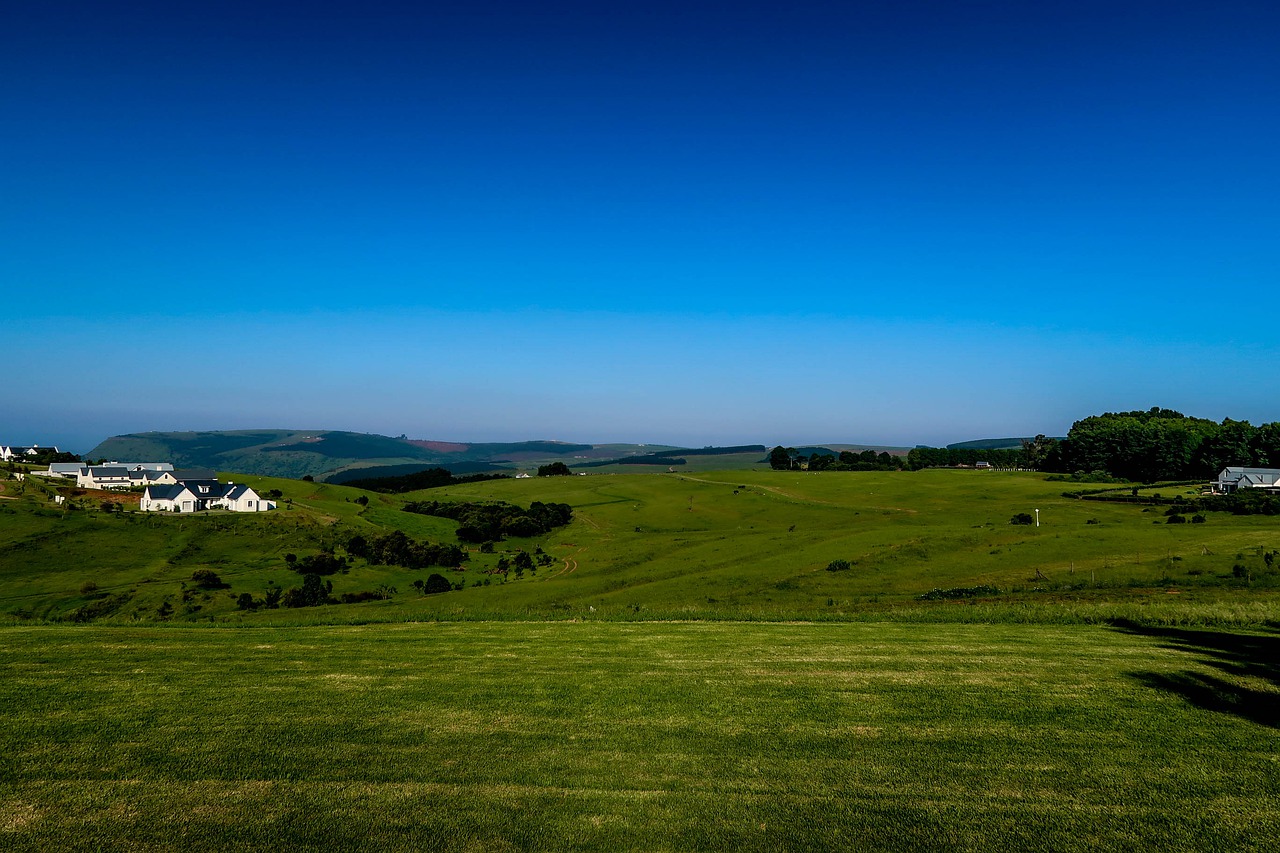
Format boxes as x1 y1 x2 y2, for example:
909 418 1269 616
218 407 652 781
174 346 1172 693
1034 508 1040 527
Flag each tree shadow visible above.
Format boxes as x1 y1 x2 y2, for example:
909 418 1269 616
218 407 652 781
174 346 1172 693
1109 620 1280 728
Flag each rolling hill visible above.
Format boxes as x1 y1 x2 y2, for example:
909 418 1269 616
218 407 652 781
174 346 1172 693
86 430 687 481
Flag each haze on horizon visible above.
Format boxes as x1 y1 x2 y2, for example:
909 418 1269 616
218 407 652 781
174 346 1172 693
5 1 1278 454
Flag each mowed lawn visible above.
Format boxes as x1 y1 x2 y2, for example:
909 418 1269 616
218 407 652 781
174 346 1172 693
2 622 1277 851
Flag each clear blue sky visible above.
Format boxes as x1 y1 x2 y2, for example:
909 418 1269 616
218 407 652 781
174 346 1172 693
4 1 1278 452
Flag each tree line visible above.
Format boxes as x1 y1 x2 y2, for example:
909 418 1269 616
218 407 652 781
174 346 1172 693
769 447 905 471
403 499 573 543
907 409 1280 482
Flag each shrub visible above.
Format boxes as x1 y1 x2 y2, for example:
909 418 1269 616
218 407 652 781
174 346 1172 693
1010 513 1034 525
826 559 852 572
423 573 452 594
190 569 224 588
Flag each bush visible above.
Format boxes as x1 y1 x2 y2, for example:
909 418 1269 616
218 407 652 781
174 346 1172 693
190 569 225 588
826 559 852 572
423 573 452 594
1010 513 1034 525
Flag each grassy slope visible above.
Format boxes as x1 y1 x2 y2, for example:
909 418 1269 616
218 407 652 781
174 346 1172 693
2 469 1278 624
1 622 1276 851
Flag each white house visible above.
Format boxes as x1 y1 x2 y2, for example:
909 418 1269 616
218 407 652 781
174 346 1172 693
1 445 58 461
140 482 275 513
76 467 135 490
140 484 200 512
1214 467 1280 494
75 464 180 489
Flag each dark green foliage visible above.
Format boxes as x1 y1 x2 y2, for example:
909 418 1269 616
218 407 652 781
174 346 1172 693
339 589 392 603
403 499 572 543
916 585 1001 601
290 553 348 575
537 461 573 477
1051 408 1280 481
1010 513 1034 525
282 573 333 607
1166 514 1187 524
347 530 467 569
354 495 368 506
301 475 314 482
907 446 1028 470
337 467 511 492
772 445 905 472
826 559 852 572
190 569 225 588
422 573 452 594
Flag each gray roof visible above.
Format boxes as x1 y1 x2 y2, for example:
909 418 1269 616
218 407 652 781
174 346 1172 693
144 484 192 501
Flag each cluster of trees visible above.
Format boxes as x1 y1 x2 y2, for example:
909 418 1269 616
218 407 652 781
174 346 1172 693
537 462 573 476
769 447 904 471
345 530 468 569
284 552 349 575
904 410 1280 482
905 446 1028 470
1053 409 1280 482
402 499 573 543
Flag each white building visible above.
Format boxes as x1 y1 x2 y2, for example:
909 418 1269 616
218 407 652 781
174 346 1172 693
1213 467 1280 494
140 482 275 513
1 445 58 461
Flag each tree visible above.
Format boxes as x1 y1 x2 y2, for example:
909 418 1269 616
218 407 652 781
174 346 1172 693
281 573 333 607
190 569 224 589
423 573 452 594
768 446 791 470
537 462 573 477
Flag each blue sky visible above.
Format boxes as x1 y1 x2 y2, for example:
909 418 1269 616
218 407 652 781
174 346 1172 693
4 1 1278 452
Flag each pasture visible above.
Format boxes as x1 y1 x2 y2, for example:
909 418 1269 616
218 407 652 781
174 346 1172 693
1 469 1278 624
1 621 1276 851
2 469 1278 850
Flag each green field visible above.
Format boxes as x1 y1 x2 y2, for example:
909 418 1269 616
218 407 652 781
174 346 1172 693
3 469 1277 625
2 622 1276 851
2 468 1277 849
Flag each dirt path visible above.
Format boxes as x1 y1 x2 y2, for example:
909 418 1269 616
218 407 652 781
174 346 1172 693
548 545 585 578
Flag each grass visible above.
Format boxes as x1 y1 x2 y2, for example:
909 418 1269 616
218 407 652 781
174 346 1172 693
3 468 1279 849
3 469 1279 625
1 621 1277 851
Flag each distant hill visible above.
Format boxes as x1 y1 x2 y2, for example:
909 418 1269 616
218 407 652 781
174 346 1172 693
86 431 743 481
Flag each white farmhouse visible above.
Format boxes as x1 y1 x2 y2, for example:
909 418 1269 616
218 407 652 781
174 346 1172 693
140 482 275 513
1213 467 1280 494
1 445 58 461
76 466 178 490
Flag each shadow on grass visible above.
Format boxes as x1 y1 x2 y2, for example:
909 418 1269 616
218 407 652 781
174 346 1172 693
1109 620 1280 728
